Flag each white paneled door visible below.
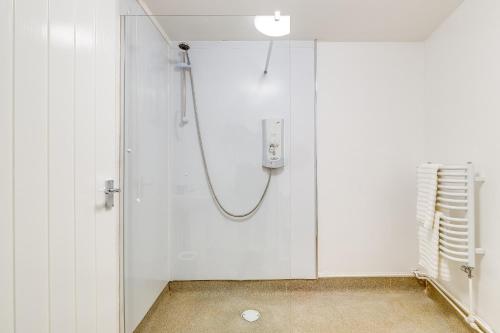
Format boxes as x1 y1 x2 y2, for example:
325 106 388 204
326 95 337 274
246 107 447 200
0 0 120 332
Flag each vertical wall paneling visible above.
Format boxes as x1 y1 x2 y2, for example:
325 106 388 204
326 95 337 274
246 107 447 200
74 0 98 330
48 0 77 331
14 0 50 331
95 0 120 331
0 0 14 331
4 0 120 331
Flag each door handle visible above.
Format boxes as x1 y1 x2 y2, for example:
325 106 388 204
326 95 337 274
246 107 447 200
104 179 120 209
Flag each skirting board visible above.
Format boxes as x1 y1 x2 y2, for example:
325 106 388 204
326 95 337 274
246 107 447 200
318 271 415 278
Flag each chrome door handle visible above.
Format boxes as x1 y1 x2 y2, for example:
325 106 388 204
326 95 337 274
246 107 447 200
104 179 120 209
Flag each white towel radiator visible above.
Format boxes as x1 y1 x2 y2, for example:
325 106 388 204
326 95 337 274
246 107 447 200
416 162 489 332
436 163 477 269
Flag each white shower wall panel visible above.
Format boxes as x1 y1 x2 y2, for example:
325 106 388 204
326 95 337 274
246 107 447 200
169 41 316 280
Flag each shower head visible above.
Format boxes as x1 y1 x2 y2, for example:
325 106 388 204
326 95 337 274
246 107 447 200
177 42 192 68
178 42 190 51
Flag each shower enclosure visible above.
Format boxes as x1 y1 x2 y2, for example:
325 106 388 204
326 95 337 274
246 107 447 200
122 15 316 332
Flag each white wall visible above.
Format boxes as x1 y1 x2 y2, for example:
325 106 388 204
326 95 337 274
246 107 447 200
0 0 120 332
169 41 316 280
424 0 500 330
123 15 172 332
317 43 425 277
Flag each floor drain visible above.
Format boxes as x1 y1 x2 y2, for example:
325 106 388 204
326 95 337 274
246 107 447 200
241 309 260 322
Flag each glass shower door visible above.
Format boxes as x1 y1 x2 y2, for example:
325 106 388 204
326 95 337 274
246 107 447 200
123 15 172 332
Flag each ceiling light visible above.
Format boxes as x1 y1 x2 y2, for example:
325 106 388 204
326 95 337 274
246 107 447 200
254 11 290 37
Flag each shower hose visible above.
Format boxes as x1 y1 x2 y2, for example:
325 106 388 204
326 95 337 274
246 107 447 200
185 52 272 218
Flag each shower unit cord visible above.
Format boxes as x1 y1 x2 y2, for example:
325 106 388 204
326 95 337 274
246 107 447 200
181 45 272 219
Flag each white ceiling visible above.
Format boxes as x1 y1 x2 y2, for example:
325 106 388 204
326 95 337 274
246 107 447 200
140 0 463 41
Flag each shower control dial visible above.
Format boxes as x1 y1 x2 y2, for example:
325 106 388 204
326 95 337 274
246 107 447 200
262 118 284 168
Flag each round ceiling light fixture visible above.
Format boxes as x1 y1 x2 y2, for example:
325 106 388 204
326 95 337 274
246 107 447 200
254 11 290 37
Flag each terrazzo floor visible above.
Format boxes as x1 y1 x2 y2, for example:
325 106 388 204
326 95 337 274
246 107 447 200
134 278 474 333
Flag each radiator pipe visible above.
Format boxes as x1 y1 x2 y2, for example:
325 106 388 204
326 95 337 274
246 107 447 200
413 270 492 333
